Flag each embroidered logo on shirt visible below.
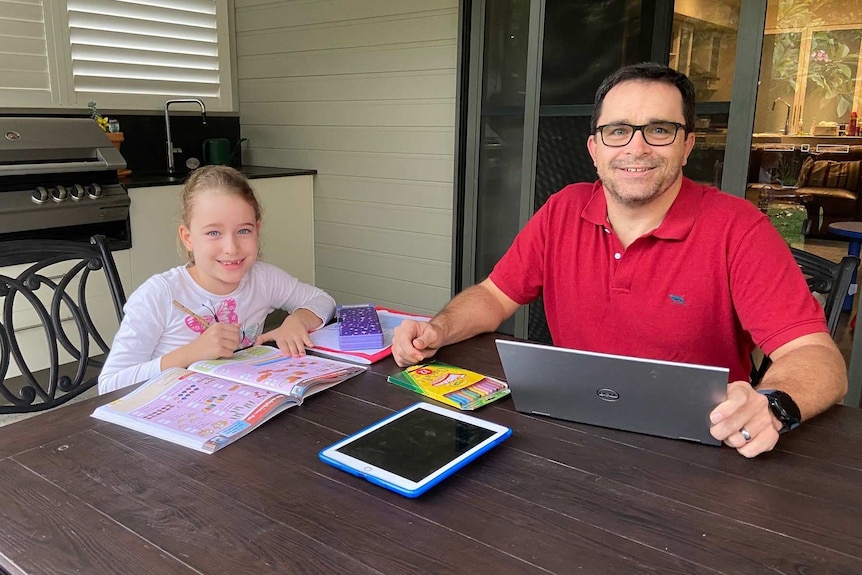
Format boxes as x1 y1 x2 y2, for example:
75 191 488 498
669 294 686 305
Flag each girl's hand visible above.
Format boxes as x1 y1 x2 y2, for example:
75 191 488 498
161 323 241 370
192 322 242 361
255 311 318 357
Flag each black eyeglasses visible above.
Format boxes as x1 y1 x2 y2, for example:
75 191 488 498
595 122 685 147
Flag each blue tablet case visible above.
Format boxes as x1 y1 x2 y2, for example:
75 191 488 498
319 403 511 498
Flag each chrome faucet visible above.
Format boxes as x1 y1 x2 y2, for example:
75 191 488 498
772 97 791 135
164 99 207 173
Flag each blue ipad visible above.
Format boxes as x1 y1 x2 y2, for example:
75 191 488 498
319 402 512 498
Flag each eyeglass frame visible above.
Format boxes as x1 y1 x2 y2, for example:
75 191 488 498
594 121 686 147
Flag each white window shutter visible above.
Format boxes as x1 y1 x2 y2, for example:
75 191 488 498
66 0 230 109
0 0 54 107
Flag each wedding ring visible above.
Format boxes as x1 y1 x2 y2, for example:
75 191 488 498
739 427 752 442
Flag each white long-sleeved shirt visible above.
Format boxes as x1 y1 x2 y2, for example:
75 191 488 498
98 262 335 394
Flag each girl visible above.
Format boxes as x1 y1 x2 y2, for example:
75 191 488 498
98 165 335 394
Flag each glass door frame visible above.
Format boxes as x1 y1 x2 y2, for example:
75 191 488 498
722 0 768 195
454 0 546 338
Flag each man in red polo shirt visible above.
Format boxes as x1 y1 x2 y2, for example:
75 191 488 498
392 63 848 458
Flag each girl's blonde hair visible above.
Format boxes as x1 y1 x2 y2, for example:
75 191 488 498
179 165 263 263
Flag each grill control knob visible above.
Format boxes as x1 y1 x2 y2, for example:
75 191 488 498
51 185 67 203
31 186 48 204
87 183 103 199
71 183 86 201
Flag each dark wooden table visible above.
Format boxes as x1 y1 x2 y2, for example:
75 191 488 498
1 333 860 574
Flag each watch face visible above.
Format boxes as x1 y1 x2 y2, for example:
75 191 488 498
767 391 801 432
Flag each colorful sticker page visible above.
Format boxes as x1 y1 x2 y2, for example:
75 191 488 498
189 346 364 396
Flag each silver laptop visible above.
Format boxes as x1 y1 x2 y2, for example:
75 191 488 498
495 340 729 445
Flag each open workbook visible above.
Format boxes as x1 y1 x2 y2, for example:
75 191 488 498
91 346 366 454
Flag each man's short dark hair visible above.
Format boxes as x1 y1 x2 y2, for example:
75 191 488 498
590 62 696 135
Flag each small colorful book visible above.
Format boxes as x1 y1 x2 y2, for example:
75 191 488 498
307 307 430 365
337 303 384 350
387 361 510 411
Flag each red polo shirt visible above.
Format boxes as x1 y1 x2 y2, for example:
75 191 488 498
489 178 827 382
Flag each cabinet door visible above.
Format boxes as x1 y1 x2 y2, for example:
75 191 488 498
253 176 315 284
128 185 185 292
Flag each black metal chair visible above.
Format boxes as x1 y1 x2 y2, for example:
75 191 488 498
0 235 126 414
751 247 859 385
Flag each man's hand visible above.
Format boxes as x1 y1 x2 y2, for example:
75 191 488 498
710 381 781 458
256 313 314 357
392 320 445 367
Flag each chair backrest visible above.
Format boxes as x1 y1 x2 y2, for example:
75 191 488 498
0 235 126 414
751 247 859 384
790 247 858 338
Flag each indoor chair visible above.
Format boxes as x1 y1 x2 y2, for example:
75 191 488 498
751 247 859 385
0 235 126 414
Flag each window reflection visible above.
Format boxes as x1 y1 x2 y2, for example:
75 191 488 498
755 1 862 135
673 1 741 187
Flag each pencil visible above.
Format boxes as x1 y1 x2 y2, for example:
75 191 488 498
172 300 211 329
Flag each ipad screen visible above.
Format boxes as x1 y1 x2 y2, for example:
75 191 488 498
335 408 497 482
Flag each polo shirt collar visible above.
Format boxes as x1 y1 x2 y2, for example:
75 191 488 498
581 177 701 240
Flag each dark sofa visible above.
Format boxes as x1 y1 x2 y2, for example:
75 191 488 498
793 146 862 236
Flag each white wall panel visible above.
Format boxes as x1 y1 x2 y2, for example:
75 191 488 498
246 148 453 182
238 71 456 103
314 175 451 210
235 0 455 30
235 0 458 311
238 43 456 79
240 125 454 155
241 101 454 127
238 13 456 55
315 221 451 262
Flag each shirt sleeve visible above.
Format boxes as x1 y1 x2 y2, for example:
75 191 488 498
97 278 171 394
728 217 828 356
262 263 336 328
488 199 550 305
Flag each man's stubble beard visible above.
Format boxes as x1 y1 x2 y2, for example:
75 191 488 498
597 158 684 208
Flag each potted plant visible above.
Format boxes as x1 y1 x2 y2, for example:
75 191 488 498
88 102 130 177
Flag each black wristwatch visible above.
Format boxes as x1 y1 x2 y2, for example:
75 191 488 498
758 389 801 434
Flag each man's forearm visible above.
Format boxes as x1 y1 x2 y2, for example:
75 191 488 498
430 281 517 347
759 342 848 420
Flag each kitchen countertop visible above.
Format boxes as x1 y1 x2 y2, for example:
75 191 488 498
120 165 317 189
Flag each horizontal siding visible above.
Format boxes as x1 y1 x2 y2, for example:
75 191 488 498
241 100 454 127
246 148 453 182
238 43 456 79
237 12 456 55
238 71 456 103
315 221 451 261
316 245 450 288
240 126 454 155
316 267 450 316
315 197 451 236
314 175 451 210
235 0 458 313
235 0 456 30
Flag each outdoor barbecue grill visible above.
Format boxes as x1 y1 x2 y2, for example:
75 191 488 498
0 116 131 263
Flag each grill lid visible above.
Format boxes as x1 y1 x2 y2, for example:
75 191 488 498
1 117 126 177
